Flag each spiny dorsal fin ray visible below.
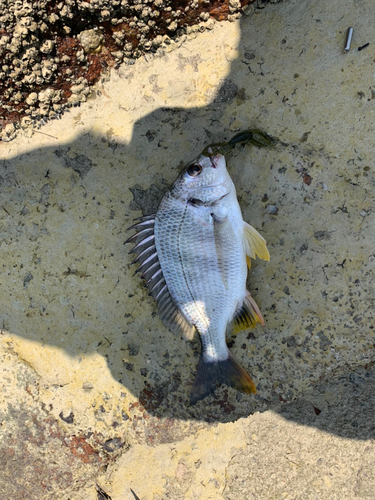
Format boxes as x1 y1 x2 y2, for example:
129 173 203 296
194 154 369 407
124 228 154 246
161 304 196 340
243 221 270 269
232 290 265 334
126 216 195 340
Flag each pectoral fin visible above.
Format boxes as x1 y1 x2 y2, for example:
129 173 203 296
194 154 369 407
232 290 265 334
243 221 270 268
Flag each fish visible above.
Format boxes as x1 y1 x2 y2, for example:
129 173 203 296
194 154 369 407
126 129 272 404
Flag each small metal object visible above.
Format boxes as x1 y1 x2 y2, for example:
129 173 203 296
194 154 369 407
130 490 141 500
344 27 354 52
358 43 369 51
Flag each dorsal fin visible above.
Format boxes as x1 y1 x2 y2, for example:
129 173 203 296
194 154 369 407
126 216 195 340
232 290 265 334
243 221 270 269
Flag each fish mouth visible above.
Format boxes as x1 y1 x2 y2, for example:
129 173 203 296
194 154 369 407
207 151 221 168
210 155 220 169
200 147 222 168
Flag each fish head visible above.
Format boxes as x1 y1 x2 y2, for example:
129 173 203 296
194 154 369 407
172 148 233 205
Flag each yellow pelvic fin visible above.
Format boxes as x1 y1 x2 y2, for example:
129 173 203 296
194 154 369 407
232 290 265 334
243 221 270 268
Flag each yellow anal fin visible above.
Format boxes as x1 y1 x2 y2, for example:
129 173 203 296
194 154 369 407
232 291 265 334
243 221 270 269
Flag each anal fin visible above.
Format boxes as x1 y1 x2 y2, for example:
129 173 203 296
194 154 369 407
232 290 265 335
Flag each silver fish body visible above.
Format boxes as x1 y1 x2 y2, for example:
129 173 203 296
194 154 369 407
155 155 247 361
127 142 270 404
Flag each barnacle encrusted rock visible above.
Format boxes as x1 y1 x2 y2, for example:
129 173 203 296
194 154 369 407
0 0 255 139
78 29 104 53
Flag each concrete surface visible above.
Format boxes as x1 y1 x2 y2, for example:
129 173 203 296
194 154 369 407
0 0 374 498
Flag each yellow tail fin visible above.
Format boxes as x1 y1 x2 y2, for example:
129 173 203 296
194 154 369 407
190 350 256 405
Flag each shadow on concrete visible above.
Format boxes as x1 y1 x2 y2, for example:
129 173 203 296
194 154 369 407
275 363 375 440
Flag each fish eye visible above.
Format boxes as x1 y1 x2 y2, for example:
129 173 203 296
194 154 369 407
187 164 202 177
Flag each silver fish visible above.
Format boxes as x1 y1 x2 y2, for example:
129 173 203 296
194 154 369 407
126 130 271 404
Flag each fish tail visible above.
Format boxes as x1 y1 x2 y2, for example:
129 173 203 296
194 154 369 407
190 351 256 405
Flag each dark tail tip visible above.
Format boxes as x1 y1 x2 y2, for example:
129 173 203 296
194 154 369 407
190 351 256 405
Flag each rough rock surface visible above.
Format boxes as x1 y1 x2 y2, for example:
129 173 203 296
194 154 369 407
0 340 102 499
0 0 256 138
1 0 374 498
